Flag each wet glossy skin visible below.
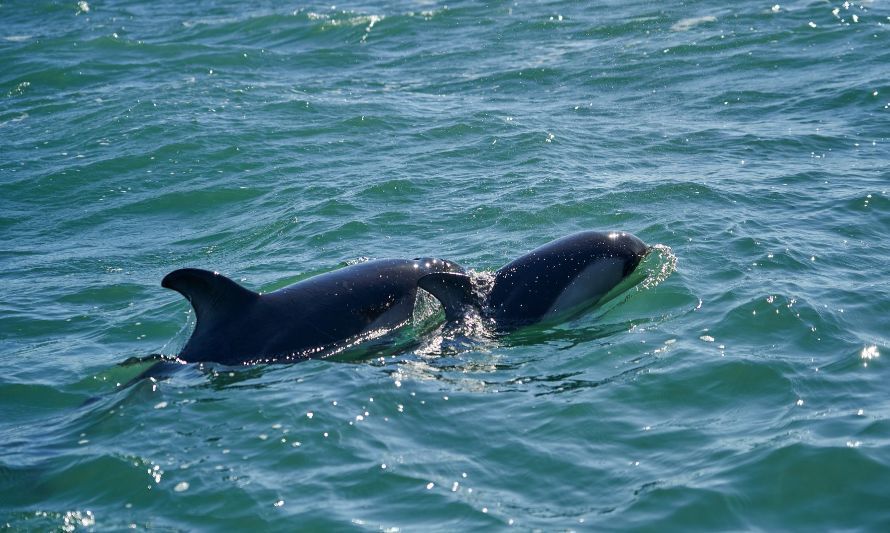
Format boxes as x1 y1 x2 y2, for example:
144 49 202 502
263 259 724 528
486 231 648 328
418 231 648 332
163 258 463 365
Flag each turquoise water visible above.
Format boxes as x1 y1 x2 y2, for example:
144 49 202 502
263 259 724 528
3 0 890 529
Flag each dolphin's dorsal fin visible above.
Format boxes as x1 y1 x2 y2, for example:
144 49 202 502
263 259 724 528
161 268 258 325
418 272 478 322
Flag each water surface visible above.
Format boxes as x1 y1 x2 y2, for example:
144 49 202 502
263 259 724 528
2 0 889 530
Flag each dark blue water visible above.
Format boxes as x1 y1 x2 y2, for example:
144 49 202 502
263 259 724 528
2 0 890 529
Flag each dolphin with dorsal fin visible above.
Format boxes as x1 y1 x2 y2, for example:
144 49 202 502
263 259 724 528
162 258 464 365
418 231 649 331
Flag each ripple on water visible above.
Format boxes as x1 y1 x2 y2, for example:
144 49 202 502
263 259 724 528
718 443 890 528
709 293 853 354
3 0 890 529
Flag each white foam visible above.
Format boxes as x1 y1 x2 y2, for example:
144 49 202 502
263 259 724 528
671 15 717 32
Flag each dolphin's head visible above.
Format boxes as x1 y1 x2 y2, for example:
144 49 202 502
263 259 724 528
605 231 649 277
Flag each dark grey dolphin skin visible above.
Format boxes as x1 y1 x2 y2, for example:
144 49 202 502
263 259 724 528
162 258 463 365
418 231 648 331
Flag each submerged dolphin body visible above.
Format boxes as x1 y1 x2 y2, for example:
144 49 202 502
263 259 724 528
418 231 648 331
163 258 463 365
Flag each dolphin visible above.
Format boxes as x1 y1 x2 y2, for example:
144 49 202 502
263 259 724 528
417 231 648 331
162 258 463 365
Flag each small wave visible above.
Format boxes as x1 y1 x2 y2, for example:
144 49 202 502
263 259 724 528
712 443 890 527
709 293 852 356
0 112 28 127
671 15 717 32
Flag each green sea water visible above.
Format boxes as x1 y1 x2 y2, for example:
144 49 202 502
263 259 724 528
2 0 890 530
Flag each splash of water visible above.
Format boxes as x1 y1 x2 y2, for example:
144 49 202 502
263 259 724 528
639 244 678 291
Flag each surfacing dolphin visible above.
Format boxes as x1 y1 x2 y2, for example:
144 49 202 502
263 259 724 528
417 231 649 332
162 258 463 365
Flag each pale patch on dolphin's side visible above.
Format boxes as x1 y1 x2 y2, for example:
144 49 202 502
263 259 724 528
545 257 625 318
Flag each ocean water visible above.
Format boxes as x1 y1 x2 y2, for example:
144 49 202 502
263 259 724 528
2 0 890 529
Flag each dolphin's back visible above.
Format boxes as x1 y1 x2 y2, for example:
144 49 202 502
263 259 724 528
163 258 462 365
